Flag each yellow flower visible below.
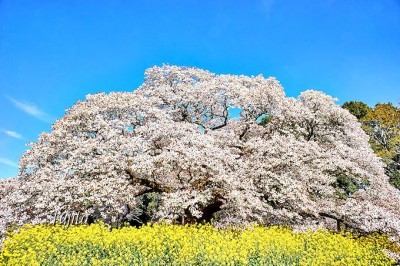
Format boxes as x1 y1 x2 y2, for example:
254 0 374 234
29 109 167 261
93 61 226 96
0 222 396 265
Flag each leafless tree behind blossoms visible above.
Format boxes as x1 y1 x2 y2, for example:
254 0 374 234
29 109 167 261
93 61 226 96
1 65 400 243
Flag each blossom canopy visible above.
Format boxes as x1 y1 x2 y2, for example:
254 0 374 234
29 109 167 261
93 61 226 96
1 65 399 242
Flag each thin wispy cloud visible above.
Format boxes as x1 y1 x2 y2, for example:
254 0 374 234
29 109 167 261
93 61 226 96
260 0 275 14
0 157 19 168
3 130 23 139
7 96 54 123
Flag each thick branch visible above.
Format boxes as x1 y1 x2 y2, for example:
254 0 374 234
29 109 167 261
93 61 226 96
210 101 229 131
125 168 172 194
239 124 250 140
319 212 367 234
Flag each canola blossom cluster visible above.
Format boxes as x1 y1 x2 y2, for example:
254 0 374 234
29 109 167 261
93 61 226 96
0 223 397 266
1 65 400 243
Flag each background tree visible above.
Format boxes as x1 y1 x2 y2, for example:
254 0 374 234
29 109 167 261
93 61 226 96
361 103 400 158
1 66 399 243
342 101 372 120
361 103 400 189
386 150 400 189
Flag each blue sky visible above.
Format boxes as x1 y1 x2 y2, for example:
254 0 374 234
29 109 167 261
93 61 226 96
0 0 399 178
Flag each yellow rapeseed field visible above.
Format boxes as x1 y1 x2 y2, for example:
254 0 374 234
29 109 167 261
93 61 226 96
0 222 398 265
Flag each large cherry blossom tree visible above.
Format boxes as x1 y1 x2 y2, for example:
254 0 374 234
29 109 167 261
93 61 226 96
1 65 400 242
